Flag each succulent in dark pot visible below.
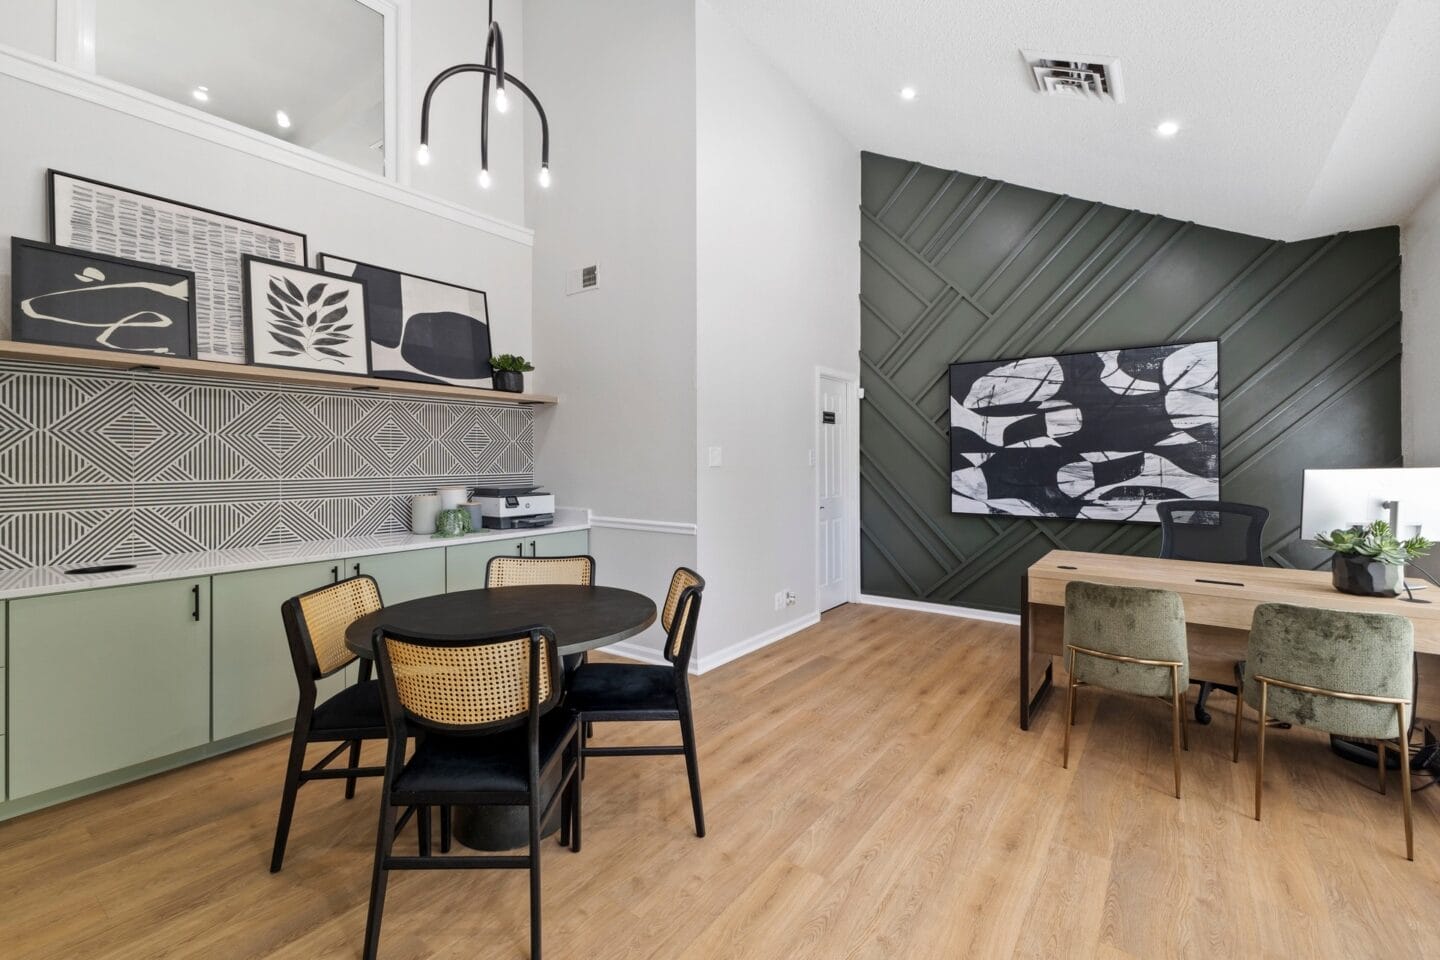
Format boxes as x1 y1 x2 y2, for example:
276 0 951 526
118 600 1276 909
491 353 535 393
1314 521 1432 597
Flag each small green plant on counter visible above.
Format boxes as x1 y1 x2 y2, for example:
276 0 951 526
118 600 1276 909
491 354 535 373
1315 520 1432 566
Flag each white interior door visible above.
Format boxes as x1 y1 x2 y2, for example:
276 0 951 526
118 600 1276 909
818 374 849 611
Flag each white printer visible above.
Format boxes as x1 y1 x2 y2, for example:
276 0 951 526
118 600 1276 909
468 485 555 529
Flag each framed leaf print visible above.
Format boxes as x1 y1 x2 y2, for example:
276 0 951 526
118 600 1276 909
241 255 371 376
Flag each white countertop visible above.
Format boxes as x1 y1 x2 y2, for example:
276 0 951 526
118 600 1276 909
0 509 591 601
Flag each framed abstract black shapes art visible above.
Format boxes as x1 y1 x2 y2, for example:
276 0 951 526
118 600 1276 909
318 254 494 388
10 238 198 358
948 341 1220 523
241 256 372 376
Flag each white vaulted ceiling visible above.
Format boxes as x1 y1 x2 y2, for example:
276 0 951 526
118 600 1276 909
705 0 1440 240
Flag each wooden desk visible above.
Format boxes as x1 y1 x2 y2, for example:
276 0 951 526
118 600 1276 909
1018 550 1440 730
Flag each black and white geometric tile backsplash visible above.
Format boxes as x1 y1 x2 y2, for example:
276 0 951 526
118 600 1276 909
0 359 534 568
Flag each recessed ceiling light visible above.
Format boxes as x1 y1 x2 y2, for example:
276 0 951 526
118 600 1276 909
192 85 209 102
899 86 917 101
275 109 292 129
1155 120 1180 137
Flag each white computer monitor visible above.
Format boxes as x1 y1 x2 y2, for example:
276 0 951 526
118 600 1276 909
1301 467 1440 542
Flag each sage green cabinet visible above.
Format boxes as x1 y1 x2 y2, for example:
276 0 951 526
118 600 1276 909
345 548 445 605
531 530 590 558
212 561 344 741
445 536 526 592
8 579 211 799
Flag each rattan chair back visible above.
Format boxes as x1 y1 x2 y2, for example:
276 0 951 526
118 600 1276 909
662 567 706 665
283 575 383 679
373 624 561 736
486 554 595 588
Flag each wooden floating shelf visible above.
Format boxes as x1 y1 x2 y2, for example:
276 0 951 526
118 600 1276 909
0 341 557 406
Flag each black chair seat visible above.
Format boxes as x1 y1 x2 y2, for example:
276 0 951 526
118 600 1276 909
311 678 386 734
394 714 577 799
568 663 679 714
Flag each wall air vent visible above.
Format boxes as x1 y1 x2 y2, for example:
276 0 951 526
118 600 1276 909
565 264 599 296
1022 51 1124 104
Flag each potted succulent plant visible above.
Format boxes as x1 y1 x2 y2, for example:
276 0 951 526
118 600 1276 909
1314 520 1432 597
490 354 535 393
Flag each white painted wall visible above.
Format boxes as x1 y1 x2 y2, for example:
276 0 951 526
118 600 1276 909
0 68 533 359
1402 179 1440 467
524 0 699 653
0 3 56 59
694 1 860 661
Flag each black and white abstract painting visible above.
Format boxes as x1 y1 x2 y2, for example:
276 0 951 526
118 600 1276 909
949 342 1220 522
242 256 371 376
11 238 197 358
50 171 307 363
319 254 493 389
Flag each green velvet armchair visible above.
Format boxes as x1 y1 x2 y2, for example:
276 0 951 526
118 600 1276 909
1062 580 1190 798
1235 602 1416 860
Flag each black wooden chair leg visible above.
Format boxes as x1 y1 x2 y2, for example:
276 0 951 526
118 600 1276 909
529 791 543 960
418 805 432 857
269 723 310 873
440 805 452 854
344 739 363 799
1194 681 1215 725
559 769 572 848
362 804 396 960
679 705 706 838
571 751 583 853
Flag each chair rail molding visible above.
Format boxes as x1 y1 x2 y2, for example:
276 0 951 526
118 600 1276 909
0 39 533 247
587 515 699 536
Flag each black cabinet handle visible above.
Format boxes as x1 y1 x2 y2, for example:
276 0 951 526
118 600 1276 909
516 542 524 556
353 563 362 577
191 583 201 622
331 565 340 583
529 539 538 556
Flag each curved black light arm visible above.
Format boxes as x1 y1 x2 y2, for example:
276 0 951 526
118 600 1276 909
418 64 550 169
479 20 503 172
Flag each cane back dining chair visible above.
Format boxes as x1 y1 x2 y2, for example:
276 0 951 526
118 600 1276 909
1234 602 1416 860
1156 499 1270 725
363 622 582 960
568 567 707 836
1062 580 1191 798
487 553 597 677
271 574 388 872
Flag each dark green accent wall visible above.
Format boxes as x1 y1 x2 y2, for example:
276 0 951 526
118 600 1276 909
859 151 1402 614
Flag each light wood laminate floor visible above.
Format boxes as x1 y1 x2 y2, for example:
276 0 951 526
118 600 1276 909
3 604 1438 959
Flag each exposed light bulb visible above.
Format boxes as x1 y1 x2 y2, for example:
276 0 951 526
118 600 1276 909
192 85 210 102
275 109 292 129
538 165 551 188
495 87 510 114
416 143 431 166
899 86 917 101
478 168 492 189
1156 120 1180 137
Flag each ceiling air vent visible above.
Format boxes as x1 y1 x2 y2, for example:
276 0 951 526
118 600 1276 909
1022 51 1124 104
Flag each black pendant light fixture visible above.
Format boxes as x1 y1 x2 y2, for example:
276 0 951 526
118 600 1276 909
415 0 550 190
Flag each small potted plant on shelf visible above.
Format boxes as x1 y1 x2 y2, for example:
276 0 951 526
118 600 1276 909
490 354 534 393
1315 520 1432 597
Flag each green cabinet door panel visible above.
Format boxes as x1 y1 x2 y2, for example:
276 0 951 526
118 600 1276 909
445 537 525 592
346 549 445 605
8 579 211 799
212 561 345 741
532 530 589 558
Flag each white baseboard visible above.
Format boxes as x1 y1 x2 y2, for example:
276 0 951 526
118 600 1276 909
601 611 822 675
857 593 1021 626
694 611 821 673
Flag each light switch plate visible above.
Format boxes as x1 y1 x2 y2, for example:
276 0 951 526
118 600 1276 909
707 446 723 468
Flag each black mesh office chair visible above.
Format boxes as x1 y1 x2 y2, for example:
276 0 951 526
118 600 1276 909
1156 500 1269 724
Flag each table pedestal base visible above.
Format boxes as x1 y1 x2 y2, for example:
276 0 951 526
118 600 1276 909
450 765 563 851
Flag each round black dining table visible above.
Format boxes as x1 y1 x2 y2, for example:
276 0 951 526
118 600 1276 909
344 584 657 851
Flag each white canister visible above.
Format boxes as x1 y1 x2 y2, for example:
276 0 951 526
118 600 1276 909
411 495 442 535
438 486 468 510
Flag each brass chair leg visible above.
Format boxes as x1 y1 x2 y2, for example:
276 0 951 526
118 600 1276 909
1254 680 1269 821
1062 671 1077 769
1170 664 1182 799
1180 688 1190 752
1396 704 1413 862
1377 740 1387 796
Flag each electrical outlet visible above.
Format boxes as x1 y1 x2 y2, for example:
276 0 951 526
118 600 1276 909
773 591 785 611
784 590 797 607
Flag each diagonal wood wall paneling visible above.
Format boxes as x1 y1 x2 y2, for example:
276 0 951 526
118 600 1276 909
859 151 1401 614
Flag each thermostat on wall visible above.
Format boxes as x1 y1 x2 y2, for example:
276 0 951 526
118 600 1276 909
566 264 599 295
